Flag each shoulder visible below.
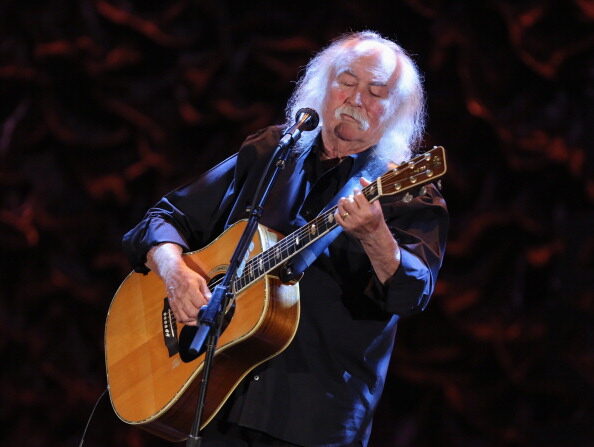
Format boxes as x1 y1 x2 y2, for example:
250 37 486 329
227 125 283 181
239 125 283 155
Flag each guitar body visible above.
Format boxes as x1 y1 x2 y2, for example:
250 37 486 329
104 220 300 441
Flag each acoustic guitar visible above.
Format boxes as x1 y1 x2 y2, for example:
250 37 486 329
104 146 447 441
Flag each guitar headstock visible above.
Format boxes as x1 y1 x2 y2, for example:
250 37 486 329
377 146 447 198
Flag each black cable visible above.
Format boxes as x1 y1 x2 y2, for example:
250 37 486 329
78 387 108 447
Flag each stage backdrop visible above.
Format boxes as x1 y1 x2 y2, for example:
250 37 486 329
1 1 593 446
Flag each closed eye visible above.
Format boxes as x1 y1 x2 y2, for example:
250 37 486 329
369 85 388 98
337 71 358 87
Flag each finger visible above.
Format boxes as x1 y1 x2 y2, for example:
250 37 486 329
345 194 360 212
369 199 384 217
335 211 348 226
183 297 201 318
198 277 212 303
353 189 370 207
337 197 350 214
180 313 198 326
170 301 197 326
335 203 350 224
359 177 372 187
370 200 382 212
169 290 199 322
338 199 353 217
178 310 198 326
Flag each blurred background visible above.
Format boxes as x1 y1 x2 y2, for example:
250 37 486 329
1 0 593 446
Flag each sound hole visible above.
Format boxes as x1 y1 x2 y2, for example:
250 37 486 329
178 273 235 362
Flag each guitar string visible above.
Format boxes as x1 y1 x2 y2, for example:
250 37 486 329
206 152 441 293
250 153 435 269
232 156 440 291
233 163 433 291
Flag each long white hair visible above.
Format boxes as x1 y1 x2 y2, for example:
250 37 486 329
284 31 426 165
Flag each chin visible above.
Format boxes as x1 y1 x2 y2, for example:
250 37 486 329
335 123 363 141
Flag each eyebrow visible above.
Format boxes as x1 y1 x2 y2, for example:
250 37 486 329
338 69 357 78
338 69 388 87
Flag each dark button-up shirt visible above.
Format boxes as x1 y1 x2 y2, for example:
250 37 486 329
122 126 449 446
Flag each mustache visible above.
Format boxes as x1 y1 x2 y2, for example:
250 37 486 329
334 105 369 131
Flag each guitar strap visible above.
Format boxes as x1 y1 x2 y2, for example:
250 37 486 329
286 153 386 279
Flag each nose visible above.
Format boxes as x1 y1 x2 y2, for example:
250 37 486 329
347 87 363 106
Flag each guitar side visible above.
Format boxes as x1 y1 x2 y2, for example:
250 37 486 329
104 221 300 441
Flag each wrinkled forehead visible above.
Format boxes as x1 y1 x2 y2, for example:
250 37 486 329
332 39 399 83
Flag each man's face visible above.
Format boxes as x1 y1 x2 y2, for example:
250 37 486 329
321 41 399 153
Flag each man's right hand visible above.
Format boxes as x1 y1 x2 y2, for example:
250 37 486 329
146 243 212 326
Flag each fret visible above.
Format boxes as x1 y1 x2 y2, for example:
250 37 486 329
233 276 242 293
230 146 446 294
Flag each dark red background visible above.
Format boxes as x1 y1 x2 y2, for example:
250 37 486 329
1 1 593 446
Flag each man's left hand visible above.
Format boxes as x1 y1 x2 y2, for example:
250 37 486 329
335 177 383 241
335 177 401 283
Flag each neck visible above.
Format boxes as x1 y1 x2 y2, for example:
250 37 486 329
320 127 372 159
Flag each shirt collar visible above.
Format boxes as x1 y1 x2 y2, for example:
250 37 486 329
306 128 376 172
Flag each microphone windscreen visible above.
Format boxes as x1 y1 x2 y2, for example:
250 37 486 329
295 108 319 131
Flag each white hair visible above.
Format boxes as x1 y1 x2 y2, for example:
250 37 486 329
284 31 426 165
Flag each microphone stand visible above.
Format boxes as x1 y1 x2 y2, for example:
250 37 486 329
185 111 317 447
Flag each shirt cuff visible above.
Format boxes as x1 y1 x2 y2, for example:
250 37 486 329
123 218 190 274
365 248 433 317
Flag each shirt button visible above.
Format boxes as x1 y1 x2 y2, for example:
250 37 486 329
253 375 260 381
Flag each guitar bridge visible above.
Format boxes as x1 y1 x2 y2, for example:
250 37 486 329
162 298 179 357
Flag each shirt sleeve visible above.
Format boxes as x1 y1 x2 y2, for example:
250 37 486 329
364 183 449 317
121 126 282 274
122 154 241 273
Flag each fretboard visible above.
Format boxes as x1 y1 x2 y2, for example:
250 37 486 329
232 183 379 293
230 145 447 293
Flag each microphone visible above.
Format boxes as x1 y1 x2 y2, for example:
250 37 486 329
279 108 320 147
188 107 320 358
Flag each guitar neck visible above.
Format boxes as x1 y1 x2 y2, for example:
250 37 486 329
232 198 361 294
232 146 447 293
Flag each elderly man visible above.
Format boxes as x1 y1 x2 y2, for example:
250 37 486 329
123 31 448 447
